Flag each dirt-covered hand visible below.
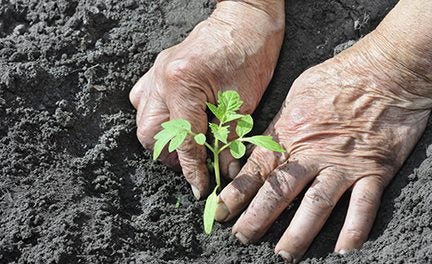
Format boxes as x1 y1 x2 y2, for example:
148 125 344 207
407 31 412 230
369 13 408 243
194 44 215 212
129 1 284 199
215 0 432 261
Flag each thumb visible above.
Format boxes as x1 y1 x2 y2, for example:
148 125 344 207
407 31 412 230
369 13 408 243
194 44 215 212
167 91 210 200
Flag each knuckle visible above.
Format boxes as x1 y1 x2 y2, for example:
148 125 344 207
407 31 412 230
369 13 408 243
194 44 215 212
182 165 198 182
154 49 173 66
129 80 145 108
129 88 138 106
178 140 206 160
180 157 208 184
157 49 170 60
352 190 377 208
229 171 265 198
268 168 295 200
244 158 268 184
304 187 335 212
178 151 206 171
164 58 195 83
246 150 279 182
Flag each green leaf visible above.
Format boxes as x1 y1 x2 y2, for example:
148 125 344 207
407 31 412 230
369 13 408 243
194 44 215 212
206 103 224 121
203 186 218 234
207 91 244 124
168 130 188 152
209 123 229 144
161 119 192 132
194 133 206 145
153 129 175 160
153 119 192 160
224 113 244 123
229 140 246 159
242 135 285 152
218 90 243 115
236 114 253 137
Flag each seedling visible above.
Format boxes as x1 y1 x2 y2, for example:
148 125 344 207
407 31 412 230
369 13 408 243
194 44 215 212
153 90 285 234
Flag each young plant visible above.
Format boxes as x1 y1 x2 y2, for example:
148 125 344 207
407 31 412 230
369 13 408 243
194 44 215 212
153 90 285 234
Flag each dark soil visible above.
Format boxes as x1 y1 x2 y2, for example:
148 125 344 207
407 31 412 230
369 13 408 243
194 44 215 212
1 0 431 263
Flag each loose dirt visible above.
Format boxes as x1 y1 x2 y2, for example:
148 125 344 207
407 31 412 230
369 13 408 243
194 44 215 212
1 0 431 263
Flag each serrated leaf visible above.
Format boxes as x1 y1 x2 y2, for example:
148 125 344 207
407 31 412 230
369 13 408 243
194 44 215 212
206 103 224 121
203 186 218 234
242 135 285 152
236 114 253 137
224 113 244 123
218 90 243 115
229 140 246 159
194 133 206 145
209 90 244 124
153 129 175 160
161 119 192 132
209 123 229 144
153 119 192 160
168 130 188 152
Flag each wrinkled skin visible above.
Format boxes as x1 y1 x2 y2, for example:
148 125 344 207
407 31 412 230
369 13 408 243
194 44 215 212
131 0 432 262
216 9 432 263
129 1 285 199
216 33 432 262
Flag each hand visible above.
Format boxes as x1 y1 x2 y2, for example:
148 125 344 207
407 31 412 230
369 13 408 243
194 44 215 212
129 1 285 199
215 23 432 263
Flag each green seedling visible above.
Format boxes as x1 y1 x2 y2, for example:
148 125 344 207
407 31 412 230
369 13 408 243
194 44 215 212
153 90 285 234
175 197 181 208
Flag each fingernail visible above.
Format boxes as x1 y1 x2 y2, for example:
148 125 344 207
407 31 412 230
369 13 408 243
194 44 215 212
191 185 201 200
234 232 250 244
228 161 241 179
278 251 295 264
214 199 229 222
337 249 348 255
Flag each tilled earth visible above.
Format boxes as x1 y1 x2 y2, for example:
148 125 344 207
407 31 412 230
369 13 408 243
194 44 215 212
1 0 431 263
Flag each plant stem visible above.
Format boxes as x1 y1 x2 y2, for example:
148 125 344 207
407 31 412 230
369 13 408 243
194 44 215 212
204 142 216 153
213 149 221 189
214 136 221 190
218 142 231 153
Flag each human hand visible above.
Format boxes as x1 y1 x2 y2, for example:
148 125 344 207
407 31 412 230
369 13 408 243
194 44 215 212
129 1 285 199
215 4 432 261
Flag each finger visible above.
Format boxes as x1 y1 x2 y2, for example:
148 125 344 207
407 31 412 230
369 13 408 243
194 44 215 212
219 148 240 180
232 156 319 244
215 138 288 222
129 70 153 109
167 91 210 200
137 99 181 169
135 90 182 164
334 176 386 254
275 169 351 263
136 98 169 149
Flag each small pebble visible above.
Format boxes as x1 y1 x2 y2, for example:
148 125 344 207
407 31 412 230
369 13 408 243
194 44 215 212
13 24 26 35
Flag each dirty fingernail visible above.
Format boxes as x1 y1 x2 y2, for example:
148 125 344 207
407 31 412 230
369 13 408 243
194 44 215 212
191 185 201 200
234 232 250 244
228 161 241 179
278 251 294 263
215 199 229 222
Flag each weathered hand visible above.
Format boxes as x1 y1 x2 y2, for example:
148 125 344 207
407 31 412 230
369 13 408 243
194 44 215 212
129 1 284 199
215 4 432 261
